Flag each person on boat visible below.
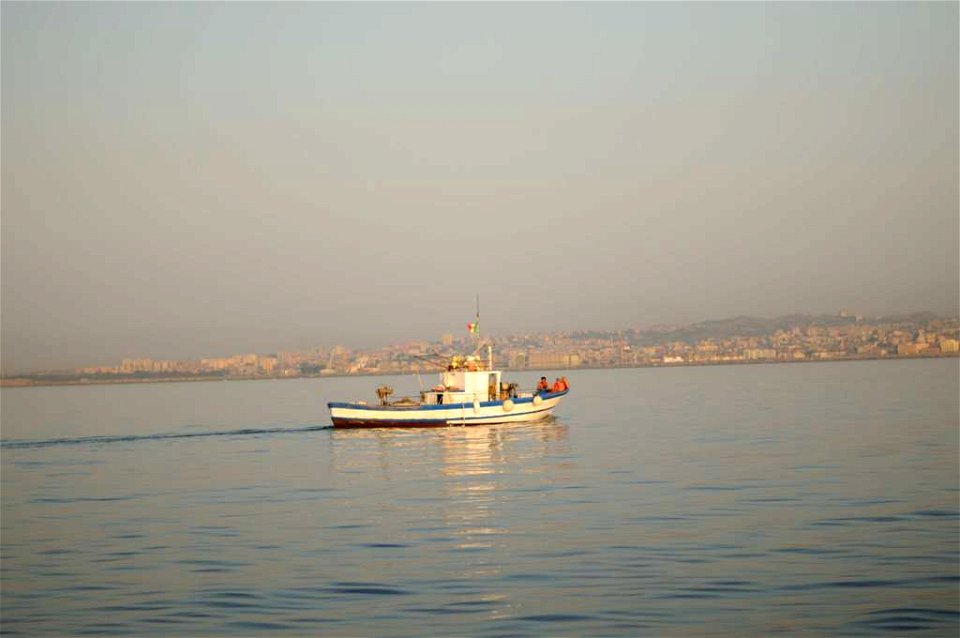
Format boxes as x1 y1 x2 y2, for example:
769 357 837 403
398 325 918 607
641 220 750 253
442 366 458 390
536 377 550 394
560 376 570 391
551 378 564 392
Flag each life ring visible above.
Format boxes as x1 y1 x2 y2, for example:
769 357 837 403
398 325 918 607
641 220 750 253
502 399 514 412
533 395 542 406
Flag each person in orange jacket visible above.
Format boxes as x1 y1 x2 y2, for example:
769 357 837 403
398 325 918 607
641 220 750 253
536 377 550 394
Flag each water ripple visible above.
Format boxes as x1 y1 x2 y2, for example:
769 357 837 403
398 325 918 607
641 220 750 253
1 425 331 449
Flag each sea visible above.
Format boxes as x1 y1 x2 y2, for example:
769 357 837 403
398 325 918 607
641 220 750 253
1 358 958 636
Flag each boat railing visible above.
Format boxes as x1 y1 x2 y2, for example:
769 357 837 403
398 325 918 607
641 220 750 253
419 390 482 406
417 387 548 405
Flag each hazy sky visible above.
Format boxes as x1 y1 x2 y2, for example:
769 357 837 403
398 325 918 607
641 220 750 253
2 2 958 372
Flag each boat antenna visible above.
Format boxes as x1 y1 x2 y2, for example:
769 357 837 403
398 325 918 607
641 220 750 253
471 294 491 358
409 353 448 370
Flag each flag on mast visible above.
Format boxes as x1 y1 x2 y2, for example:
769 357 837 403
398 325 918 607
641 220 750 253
467 295 480 335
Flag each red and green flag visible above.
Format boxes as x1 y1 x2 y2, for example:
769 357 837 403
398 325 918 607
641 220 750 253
468 296 480 335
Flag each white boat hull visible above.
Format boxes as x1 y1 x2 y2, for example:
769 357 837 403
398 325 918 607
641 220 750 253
328 390 568 428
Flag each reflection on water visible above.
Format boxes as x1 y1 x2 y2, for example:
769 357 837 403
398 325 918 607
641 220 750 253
329 419 568 479
330 421 570 554
441 422 568 557
325 420 576 628
1 360 957 636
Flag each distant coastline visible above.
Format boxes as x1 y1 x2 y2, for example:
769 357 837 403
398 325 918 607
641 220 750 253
3 350 956 389
4 312 957 388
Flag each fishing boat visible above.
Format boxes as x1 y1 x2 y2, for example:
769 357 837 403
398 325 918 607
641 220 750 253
327 346 569 428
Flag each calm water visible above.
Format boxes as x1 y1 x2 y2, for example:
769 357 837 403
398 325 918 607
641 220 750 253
2 359 958 636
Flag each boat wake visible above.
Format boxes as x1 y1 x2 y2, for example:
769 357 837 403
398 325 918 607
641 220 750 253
0 425 332 450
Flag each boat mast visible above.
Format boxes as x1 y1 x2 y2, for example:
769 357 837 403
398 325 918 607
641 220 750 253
475 295 492 370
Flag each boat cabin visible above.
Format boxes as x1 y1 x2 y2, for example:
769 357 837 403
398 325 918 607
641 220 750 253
423 355 502 406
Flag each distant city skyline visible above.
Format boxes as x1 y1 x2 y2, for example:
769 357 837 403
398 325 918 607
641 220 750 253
3 308 956 377
4 302 959 375
3 2 957 374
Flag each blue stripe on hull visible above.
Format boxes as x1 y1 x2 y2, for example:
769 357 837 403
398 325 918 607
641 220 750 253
328 389 568 412
330 404 559 428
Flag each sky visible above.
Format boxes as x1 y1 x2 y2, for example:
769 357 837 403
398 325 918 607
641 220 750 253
2 1 958 373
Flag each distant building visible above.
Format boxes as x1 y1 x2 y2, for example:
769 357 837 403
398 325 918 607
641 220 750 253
527 349 581 369
897 343 919 356
744 348 777 360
